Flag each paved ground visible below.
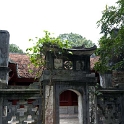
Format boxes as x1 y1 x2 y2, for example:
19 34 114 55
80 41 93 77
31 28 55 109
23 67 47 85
60 114 79 124
60 118 79 124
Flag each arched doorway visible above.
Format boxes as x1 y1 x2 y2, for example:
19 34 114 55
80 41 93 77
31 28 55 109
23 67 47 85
59 89 83 124
60 90 78 106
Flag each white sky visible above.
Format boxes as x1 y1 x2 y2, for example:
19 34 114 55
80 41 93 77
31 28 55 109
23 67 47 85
0 0 117 52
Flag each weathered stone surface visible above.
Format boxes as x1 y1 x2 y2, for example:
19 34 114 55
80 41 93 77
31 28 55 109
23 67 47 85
99 73 112 88
41 70 97 83
0 90 42 124
45 85 53 124
0 30 9 66
112 71 124 87
0 30 10 87
97 93 122 124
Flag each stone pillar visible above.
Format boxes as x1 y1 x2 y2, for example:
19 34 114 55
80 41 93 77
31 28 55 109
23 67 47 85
78 94 83 124
0 98 3 123
0 30 10 88
45 85 54 124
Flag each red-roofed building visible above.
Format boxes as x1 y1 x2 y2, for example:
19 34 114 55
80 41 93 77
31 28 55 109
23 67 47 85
8 53 39 86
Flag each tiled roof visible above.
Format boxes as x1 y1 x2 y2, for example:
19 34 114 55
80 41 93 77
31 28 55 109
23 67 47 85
9 53 40 78
9 53 99 78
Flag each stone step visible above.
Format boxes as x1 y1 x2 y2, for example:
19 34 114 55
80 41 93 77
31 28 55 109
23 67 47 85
60 114 78 119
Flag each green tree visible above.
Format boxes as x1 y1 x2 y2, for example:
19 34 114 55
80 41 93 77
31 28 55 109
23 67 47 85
58 33 95 48
95 0 124 72
9 44 24 53
26 31 71 76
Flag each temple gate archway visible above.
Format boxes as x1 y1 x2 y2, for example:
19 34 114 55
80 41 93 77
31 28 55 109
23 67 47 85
41 45 97 124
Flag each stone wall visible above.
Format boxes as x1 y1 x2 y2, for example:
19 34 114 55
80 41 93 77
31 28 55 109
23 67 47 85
97 92 123 124
112 71 124 87
0 86 42 124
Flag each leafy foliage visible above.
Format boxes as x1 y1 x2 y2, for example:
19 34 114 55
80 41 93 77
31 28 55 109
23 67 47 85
58 33 95 48
26 31 71 70
94 0 124 73
9 44 24 53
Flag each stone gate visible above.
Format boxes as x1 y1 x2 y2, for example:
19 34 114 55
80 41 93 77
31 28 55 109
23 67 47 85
41 45 97 124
